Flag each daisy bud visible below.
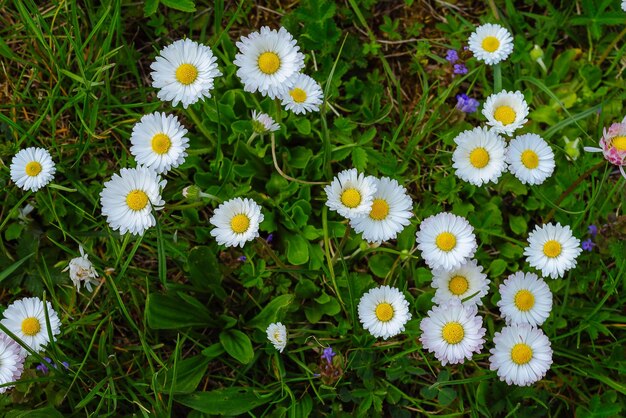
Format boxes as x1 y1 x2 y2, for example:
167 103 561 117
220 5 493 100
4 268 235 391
182 185 201 201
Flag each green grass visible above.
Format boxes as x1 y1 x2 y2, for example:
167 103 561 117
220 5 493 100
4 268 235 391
0 0 625 416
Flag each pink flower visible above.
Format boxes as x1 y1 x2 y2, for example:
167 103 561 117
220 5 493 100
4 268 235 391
584 115 626 178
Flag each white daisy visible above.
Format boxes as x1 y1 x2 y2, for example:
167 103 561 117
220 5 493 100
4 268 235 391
497 271 552 327
524 223 582 279
468 23 514 65
584 116 626 178
416 212 477 272
129 112 190 174
0 297 61 353
280 73 324 115
349 177 413 243
251 110 280 134
623 0 626 12
431 259 490 307
62 245 99 292
419 299 486 366
233 26 305 99
482 90 529 136
506 133 555 185
10 147 56 192
324 169 377 220
489 324 553 386
100 166 166 236
0 333 25 393
209 197 264 248
357 285 411 340
150 38 221 109
266 322 287 353
452 126 507 186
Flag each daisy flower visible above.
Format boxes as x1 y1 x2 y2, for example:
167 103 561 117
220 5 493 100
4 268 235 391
584 115 626 178
209 198 264 248
324 169 377 220
0 333 25 393
524 223 582 279
266 322 287 353
489 324 553 386
62 245 99 292
497 271 552 327
358 286 411 340
482 90 529 136
452 126 507 186
129 112 190 174
506 133 555 185
10 147 56 192
416 212 477 271
280 73 324 115
251 110 280 134
468 23 514 65
233 27 305 99
431 259 490 307
419 299 486 366
623 1 626 12
150 39 221 109
100 166 166 236
0 297 61 353
349 177 413 243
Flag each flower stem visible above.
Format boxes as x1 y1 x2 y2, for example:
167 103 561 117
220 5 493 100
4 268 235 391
493 63 502 93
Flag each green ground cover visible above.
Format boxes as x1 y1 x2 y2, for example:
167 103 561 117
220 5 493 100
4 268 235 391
0 0 625 416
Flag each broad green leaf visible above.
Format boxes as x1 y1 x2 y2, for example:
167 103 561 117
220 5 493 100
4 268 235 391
248 294 295 330
161 0 196 12
143 0 159 16
286 234 309 265
176 387 272 415
368 253 394 278
157 355 209 394
219 329 254 364
146 293 214 330
187 246 226 298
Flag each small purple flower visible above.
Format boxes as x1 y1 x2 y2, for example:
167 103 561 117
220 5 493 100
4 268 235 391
266 233 274 244
588 225 598 238
453 64 468 75
455 94 480 113
238 256 247 262
321 347 336 365
36 357 54 374
582 239 595 251
445 49 458 64
61 362 70 369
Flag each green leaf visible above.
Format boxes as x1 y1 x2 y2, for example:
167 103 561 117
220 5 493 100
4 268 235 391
6 407 64 418
368 253 394 278
248 294 295 330
157 355 209 394
509 215 527 235
219 329 254 364
488 259 508 278
146 293 214 330
286 234 309 265
293 118 311 135
143 0 159 16
351 147 368 171
187 246 226 297
161 0 196 12
177 387 272 415
0 253 34 284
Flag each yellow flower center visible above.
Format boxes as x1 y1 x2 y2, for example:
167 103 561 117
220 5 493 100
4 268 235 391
369 199 390 221
481 36 501 53
543 240 562 258
375 302 394 322
514 289 535 311
469 147 490 168
289 87 307 103
441 322 464 344
175 63 198 85
25 161 42 177
448 275 469 295
21 317 41 336
273 331 282 342
435 232 457 252
612 136 626 151
151 133 171 155
521 150 539 169
340 188 361 208
257 52 281 75
511 343 533 365
230 214 250 234
126 190 149 211
494 105 516 125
